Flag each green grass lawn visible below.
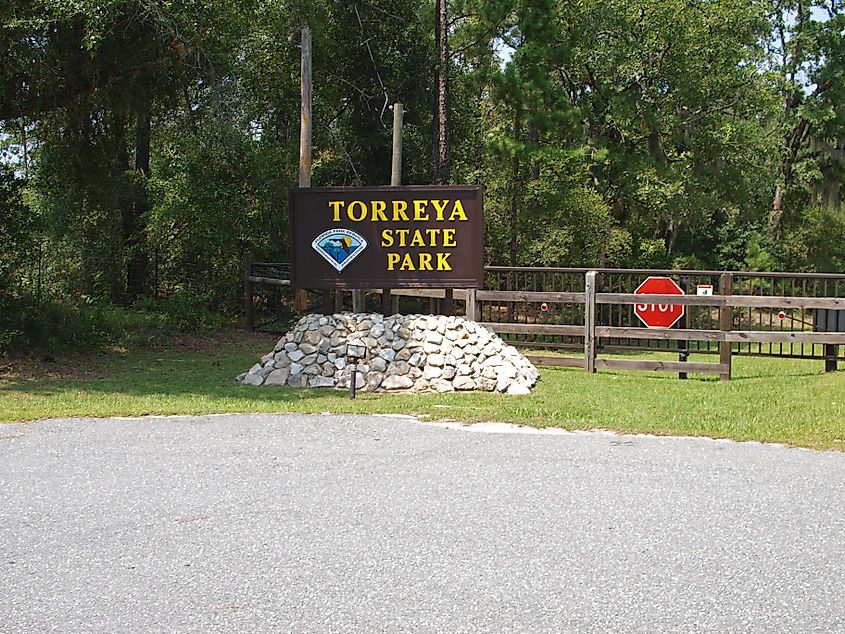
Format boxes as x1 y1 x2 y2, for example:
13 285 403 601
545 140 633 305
2 331 843 450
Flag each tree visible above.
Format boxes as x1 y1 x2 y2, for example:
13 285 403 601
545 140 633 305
767 0 845 235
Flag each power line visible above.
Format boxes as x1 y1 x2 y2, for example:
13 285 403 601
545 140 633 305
353 4 390 125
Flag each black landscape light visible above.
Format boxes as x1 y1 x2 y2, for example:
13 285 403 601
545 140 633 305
346 341 366 399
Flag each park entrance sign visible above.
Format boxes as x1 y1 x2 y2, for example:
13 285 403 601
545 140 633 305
634 276 685 328
290 185 483 289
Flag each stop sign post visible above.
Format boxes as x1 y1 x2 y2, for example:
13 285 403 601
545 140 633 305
634 276 685 329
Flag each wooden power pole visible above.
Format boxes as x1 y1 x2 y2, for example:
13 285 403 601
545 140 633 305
295 26 312 313
433 0 454 316
382 103 404 316
299 26 312 188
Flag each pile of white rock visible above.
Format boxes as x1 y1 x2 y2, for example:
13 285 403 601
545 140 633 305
237 313 539 394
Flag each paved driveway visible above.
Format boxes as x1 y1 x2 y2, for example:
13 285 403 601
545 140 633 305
1 414 844 633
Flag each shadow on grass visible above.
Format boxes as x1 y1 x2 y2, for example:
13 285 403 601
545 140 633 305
2 377 349 404
0 350 352 405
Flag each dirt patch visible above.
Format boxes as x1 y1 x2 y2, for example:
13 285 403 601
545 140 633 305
139 329 279 353
0 357 103 382
1 329 279 382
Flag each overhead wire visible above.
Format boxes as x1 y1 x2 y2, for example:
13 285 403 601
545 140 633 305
353 3 390 125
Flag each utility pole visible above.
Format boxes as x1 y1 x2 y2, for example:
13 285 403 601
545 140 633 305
299 26 312 188
295 25 312 313
382 103 404 316
391 103 404 187
432 0 450 185
433 0 453 316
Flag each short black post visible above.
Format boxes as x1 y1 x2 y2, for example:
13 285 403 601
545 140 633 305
349 363 357 399
346 342 365 399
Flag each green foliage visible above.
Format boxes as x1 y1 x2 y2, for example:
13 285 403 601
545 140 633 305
743 232 778 272
0 298 126 353
779 206 845 272
147 119 278 309
1 0 844 351
0 296 228 354
0 170 35 303
633 239 668 269
29 117 129 300
520 150 630 267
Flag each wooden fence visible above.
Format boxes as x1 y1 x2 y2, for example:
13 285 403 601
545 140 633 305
245 259 845 378
469 271 844 378
480 266 845 361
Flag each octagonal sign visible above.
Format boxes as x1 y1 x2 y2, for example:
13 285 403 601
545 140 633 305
634 276 685 329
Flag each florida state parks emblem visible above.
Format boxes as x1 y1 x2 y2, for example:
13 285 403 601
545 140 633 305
311 228 367 272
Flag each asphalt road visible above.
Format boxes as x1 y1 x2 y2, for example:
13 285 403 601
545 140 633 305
1 414 844 633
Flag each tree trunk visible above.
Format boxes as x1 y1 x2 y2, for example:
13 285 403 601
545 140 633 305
432 0 450 184
114 109 132 304
509 108 522 267
68 96 98 298
528 121 540 239
126 94 151 301
769 117 808 236
771 182 786 231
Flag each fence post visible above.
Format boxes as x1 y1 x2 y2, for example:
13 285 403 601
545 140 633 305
243 252 254 332
507 270 515 322
678 276 689 379
824 344 838 373
381 289 393 316
352 289 363 313
443 288 454 316
466 288 478 321
584 270 597 373
321 289 333 315
719 272 733 380
295 288 309 313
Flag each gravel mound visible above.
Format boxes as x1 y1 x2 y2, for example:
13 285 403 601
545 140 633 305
237 313 539 394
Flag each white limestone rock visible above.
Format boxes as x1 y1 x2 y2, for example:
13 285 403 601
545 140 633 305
308 376 336 388
453 376 476 391
265 368 290 385
239 312 539 394
506 383 531 396
382 375 413 390
242 372 264 386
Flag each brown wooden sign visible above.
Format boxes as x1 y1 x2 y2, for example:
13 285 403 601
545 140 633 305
289 185 483 289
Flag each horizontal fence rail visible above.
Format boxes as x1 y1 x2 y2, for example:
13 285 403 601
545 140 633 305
596 293 845 309
594 327 845 344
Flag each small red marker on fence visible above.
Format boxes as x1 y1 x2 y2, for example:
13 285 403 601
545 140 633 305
777 310 787 320
540 302 549 312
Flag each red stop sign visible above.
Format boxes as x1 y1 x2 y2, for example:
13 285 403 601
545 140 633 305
634 276 685 328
